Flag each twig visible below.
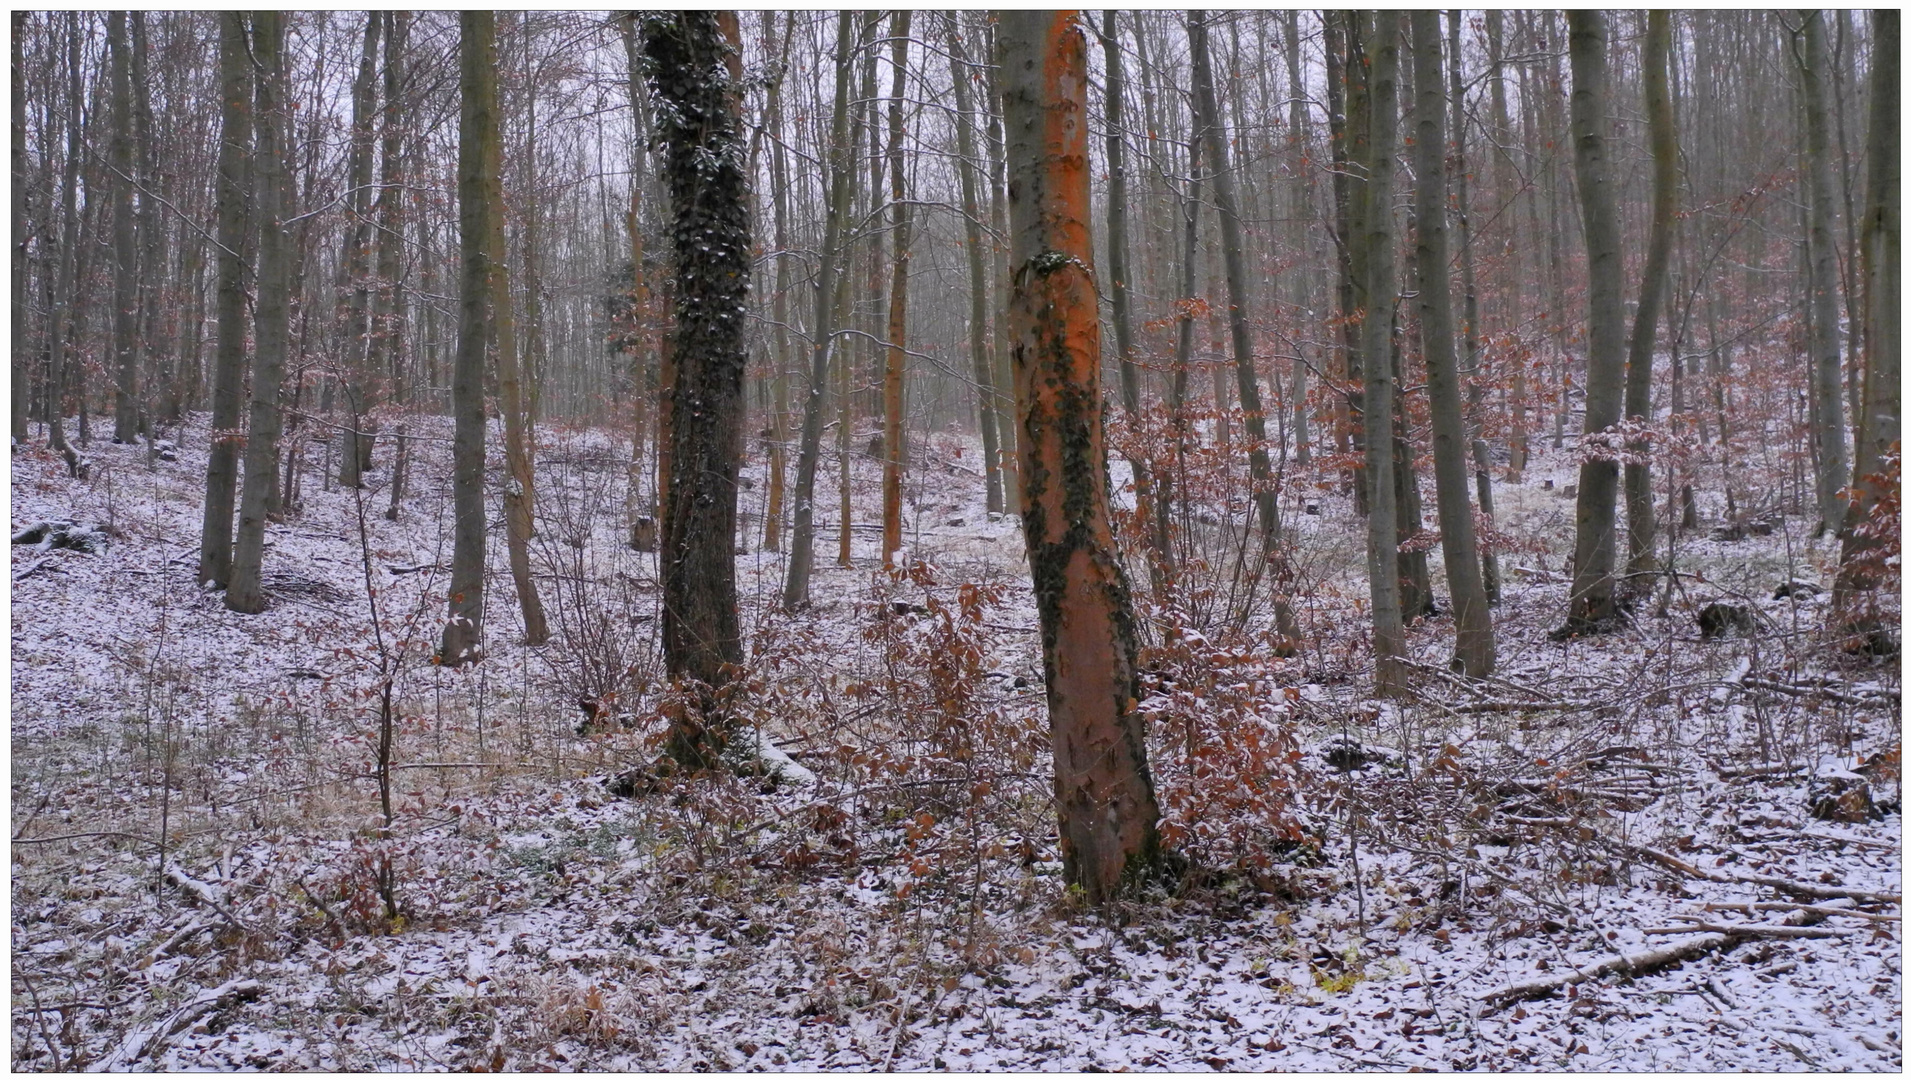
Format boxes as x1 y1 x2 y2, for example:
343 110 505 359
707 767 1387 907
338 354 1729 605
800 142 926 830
1624 843 1901 904
1475 932 1730 1008
1702 900 1900 923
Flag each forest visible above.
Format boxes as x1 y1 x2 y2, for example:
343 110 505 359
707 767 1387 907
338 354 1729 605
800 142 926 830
8 8 1901 1070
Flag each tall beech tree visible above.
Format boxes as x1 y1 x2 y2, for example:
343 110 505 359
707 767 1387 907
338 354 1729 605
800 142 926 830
1408 10 1495 677
782 12 856 612
1561 11 1628 635
439 11 498 666
642 11 752 767
1836 9 1900 617
336 12 382 488
1359 13 1408 697
1187 9 1300 648
226 10 290 617
198 12 252 589
1624 11 1677 581
949 17 1004 517
879 12 912 566
106 12 138 445
998 9 1167 903
1797 10 1849 537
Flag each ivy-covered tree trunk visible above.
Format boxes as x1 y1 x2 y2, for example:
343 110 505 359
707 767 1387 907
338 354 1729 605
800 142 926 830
641 12 752 768
999 10 1167 904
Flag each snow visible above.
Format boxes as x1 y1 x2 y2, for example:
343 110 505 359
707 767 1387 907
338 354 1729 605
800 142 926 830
10 411 1901 1071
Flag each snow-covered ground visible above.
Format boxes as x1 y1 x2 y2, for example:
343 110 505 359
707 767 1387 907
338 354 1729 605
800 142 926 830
11 412 1901 1070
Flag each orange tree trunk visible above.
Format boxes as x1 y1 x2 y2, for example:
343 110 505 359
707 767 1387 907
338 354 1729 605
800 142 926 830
997 10 1168 903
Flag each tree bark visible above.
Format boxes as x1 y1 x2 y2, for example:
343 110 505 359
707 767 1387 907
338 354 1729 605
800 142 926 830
1188 10 1300 649
1448 10 1500 605
949 17 1004 517
1798 10 1849 537
495 20 548 648
642 11 752 767
1360 13 1408 696
439 11 497 665
1409 10 1495 677
367 13 409 410
763 12 795 551
782 11 857 612
998 10 1167 904
1624 11 1678 582
226 11 290 616
197 13 252 588
1561 11 1628 634
1836 10 1900 613
1098 11 1154 561
337 12 382 488
880 12 912 566
107 12 139 445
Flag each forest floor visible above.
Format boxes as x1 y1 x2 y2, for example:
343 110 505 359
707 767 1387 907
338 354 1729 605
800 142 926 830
10 413 1902 1071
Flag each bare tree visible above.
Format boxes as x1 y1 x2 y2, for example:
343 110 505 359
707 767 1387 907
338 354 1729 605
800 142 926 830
1560 11 1627 635
999 10 1168 903
106 12 138 445
1796 10 1849 536
337 12 382 488
1623 11 1677 582
1359 13 1408 696
439 11 498 666
1408 10 1495 677
197 12 252 589
226 10 290 616
879 12 912 566
949 17 1004 517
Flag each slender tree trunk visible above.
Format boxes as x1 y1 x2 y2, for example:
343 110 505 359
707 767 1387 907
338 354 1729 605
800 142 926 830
368 13 409 411
986 32 1020 512
763 12 795 551
1188 10 1299 648
949 17 1004 517
999 10 1166 904
1285 10 1311 469
1836 10 1900 615
494 38 548 649
1798 10 1848 536
783 12 857 611
439 11 497 665
11 13 28 444
643 11 752 767
1159 123 1203 580
1334 13 1373 515
227 11 290 616
1488 11 1528 484
1409 11 1495 677
1562 11 1628 634
1444 11 1500 605
198 13 252 588
107 12 139 445
880 13 912 566
1624 11 1677 583
338 13 382 487
1361 13 1408 696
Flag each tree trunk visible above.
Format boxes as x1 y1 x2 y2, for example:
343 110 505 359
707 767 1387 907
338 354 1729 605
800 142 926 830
226 11 290 616
494 26 548 649
782 11 856 611
1188 10 1299 648
107 12 139 445
949 17 1004 517
763 12 795 551
1447 11 1500 605
999 10 1167 904
986 31 1020 512
1836 10 1899 615
197 12 252 588
1360 12 1408 696
880 13 912 566
643 11 752 767
1285 10 1311 469
1488 11 1528 484
367 13 409 411
1798 10 1848 537
1624 10 1677 583
8 13 23 443
337 13 382 488
439 11 497 665
44 14 82 475
1098 11 1153 558
1409 10 1495 677
1562 11 1628 634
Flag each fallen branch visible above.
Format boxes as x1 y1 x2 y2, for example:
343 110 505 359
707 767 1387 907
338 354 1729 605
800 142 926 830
163 866 252 935
1624 843 1901 904
1702 900 1899 923
1475 932 1731 1008
1454 699 1601 714
86 978 263 1071
1643 920 1854 940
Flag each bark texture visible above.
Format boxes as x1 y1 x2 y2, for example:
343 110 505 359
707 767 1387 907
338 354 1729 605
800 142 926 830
998 10 1167 903
197 13 251 589
1359 13 1408 696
